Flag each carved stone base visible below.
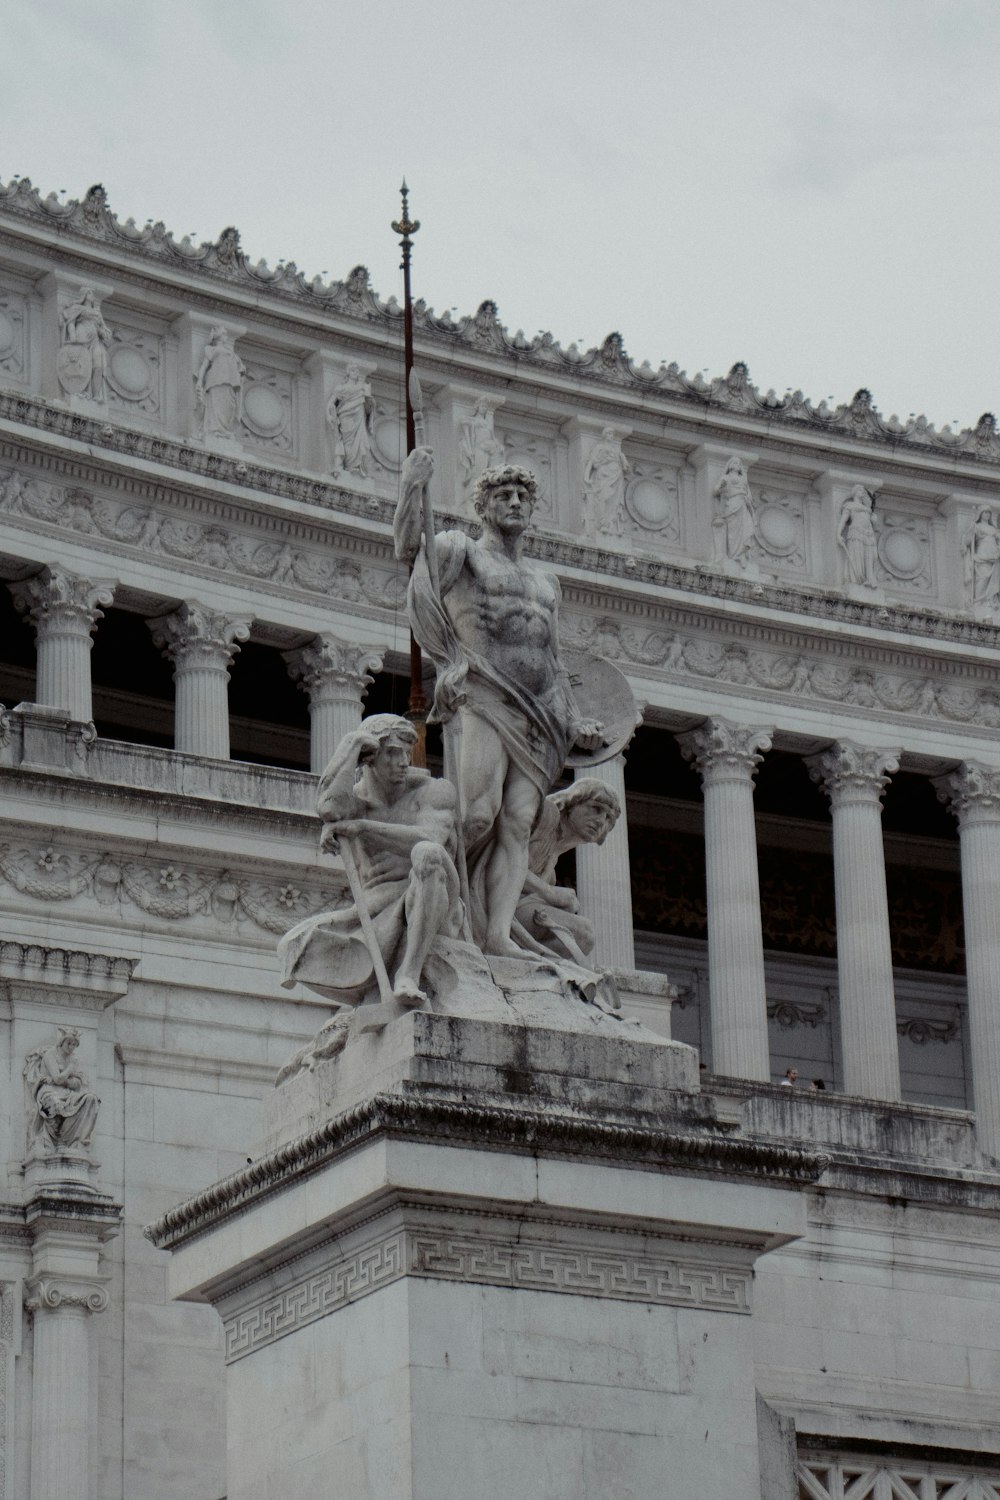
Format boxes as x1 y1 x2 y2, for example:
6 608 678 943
23 1147 100 1196
150 1014 826 1500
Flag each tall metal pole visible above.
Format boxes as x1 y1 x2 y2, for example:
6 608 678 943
391 181 427 765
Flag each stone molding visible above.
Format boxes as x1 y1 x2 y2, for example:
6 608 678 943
677 718 772 785
767 1001 826 1030
283 635 384 701
221 1216 753 1364
3 176 998 463
797 1452 1000 1497
806 741 899 808
147 599 251 670
0 939 134 986
8 564 114 638
23 1275 109 1314
935 761 1000 827
7 424 1000 664
0 838 345 936
145 1090 830 1251
0 1281 15 1500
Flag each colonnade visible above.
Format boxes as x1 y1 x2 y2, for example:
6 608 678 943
8 562 1000 1158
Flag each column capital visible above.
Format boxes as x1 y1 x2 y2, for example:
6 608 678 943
283 634 384 704
806 740 899 807
935 761 1000 827
24 1274 109 1315
148 600 251 671
676 718 772 785
9 566 115 638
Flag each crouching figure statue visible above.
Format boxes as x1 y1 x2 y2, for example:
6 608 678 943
278 714 463 1010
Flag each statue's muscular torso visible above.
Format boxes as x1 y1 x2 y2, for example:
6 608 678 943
443 540 561 699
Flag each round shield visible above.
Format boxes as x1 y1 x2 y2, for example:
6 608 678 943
562 649 642 769
57 343 93 396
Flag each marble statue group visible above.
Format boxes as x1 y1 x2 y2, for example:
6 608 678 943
279 444 636 1037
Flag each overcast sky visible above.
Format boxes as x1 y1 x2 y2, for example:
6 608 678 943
5 1 998 428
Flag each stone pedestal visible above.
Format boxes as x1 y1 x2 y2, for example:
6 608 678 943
151 1013 820 1500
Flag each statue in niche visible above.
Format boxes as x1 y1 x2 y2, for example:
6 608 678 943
837 484 880 587
964 508 1000 609
583 427 631 537
23 1027 100 1156
459 397 504 491
327 364 374 477
514 778 621 966
195 325 245 439
278 714 462 1007
712 455 756 567
57 286 111 401
395 453 608 955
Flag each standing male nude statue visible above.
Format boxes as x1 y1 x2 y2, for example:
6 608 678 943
395 449 606 956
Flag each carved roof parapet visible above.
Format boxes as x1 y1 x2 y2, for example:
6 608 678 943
3 177 1000 462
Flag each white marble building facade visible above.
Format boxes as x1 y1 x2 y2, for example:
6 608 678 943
0 178 999 1496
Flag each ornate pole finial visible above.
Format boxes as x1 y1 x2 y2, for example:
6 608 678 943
391 180 420 246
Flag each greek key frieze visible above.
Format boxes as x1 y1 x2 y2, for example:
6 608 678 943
222 1225 751 1362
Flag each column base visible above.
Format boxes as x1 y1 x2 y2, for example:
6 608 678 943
152 1010 826 1500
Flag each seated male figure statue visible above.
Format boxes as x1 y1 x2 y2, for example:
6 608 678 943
396 452 605 957
278 713 461 1008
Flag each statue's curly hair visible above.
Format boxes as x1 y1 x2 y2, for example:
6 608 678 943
472 464 539 519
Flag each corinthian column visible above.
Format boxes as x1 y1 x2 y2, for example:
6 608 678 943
677 719 772 1080
935 763 1000 1159
807 741 901 1100
9 566 115 722
26 1273 109 1500
148 601 251 759
574 755 635 970
283 634 384 773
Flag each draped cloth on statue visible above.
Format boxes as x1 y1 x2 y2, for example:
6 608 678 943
401 529 574 942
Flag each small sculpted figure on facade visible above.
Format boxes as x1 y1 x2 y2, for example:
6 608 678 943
23 1026 100 1155
195 325 245 439
395 452 607 955
278 714 462 1007
583 427 631 537
514 778 621 966
712 456 756 567
459 397 504 490
58 286 111 401
964 508 1000 610
327 363 374 476
838 484 880 587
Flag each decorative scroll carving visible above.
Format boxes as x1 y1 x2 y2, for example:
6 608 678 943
767 1001 826 1030
677 718 771 785
896 1016 960 1045
935 761 1000 827
283 636 383 701
806 741 899 808
147 601 251 670
23 1276 109 1314
0 842 346 935
9 566 114 640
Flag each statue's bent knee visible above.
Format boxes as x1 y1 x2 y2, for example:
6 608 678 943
411 840 449 879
